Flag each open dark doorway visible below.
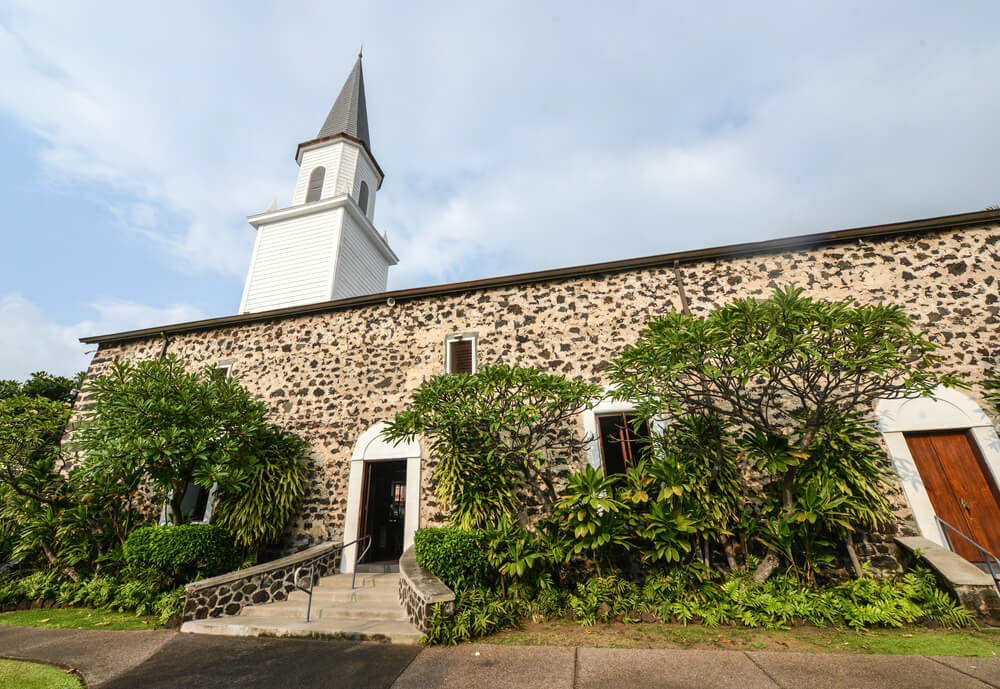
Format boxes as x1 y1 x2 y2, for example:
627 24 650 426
357 460 407 564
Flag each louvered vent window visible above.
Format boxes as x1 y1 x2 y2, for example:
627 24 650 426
306 166 325 203
358 180 370 215
447 336 476 374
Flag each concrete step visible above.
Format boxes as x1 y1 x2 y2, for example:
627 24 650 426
316 573 400 589
355 562 400 573
240 599 408 622
180 615 422 645
181 570 418 644
287 588 398 604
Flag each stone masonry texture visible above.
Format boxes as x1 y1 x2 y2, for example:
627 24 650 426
69 224 1000 556
182 544 342 621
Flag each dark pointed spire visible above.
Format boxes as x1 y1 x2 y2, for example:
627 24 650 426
317 55 370 150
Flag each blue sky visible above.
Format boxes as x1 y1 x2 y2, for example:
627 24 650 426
1 1 998 379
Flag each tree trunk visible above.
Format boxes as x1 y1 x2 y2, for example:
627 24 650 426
39 538 80 582
844 531 863 578
170 482 186 525
782 472 795 512
721 535 738 571
751 550 781 585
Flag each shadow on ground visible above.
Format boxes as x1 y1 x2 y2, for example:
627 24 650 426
100 634 420 689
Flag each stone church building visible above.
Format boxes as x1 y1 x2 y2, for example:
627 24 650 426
75 58 1000 573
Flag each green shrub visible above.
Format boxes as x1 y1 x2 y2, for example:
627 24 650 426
423 588 527 645
530 587 567 620
1 568 179 620
111 578 161 615
414 528 494 591
77 575 119 608
211 426 310 553
553 567 975 631
15 570 61 601
154 586 186 626
124 524 239 584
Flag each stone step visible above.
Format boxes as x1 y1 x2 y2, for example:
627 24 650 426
311 573 400 590
180 615 422 645
240 599 408 622
287 588 398 604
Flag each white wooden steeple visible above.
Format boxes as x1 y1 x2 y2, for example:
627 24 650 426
239 55 397 314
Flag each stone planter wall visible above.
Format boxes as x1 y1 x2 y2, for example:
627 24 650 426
182 541 342 621
0 599 63 613
398 545 454 632
896 536 1000 624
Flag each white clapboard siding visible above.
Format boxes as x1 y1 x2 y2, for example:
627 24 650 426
242 208 343 313
335 144 359 197
293 143 345 206
332 212 389 300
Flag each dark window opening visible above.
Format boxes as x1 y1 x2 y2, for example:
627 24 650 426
597 413 650 476
358 180 370 214
306 166 325 203
178 482 211 523
448 338 474 374
209 365 231 382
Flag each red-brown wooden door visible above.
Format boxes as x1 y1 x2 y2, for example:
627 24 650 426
905 430 1000 561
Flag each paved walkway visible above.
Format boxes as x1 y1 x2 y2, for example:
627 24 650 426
2 626 1000 688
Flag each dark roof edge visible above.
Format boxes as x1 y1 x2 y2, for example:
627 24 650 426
295 132 384 184
81 208 1000 345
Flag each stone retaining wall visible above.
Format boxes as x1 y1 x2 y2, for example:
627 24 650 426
895 536 1000 624
182 541 341 621
398 545 454 632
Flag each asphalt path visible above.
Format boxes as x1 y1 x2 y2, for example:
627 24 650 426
3 626 1000 689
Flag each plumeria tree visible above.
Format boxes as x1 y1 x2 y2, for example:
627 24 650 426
385 364 603 529
611 286 960 578
77 356 309 551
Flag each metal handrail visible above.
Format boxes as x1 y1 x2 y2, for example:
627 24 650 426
293 535 373 622
934 516 1000 592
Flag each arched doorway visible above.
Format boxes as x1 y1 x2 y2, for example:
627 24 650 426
342 422 420 573
876 385 1000 559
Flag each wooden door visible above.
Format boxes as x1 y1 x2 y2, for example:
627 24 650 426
905 430 1000 561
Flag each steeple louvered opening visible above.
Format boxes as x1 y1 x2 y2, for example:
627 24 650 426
306 167 326 203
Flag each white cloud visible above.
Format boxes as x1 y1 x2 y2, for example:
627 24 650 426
0 294 207 379
1 0 998 296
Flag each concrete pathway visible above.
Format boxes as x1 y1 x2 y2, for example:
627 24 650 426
396 644 1000 689
0 626 176 687
0 626 420 689
3 626 1000 688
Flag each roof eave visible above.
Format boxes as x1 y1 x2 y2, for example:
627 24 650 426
294 133 385 188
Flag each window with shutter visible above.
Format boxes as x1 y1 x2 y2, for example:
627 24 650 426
446 336 476 374
306 167 325 203
358 180 370 214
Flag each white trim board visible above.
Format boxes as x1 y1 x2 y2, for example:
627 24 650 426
876 385 1000 549
341 422 421 573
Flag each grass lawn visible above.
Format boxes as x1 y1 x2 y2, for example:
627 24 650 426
0 608 161 631
0 659 83 689
484 619 1000 656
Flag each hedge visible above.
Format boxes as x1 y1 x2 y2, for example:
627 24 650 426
413 527 494 590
